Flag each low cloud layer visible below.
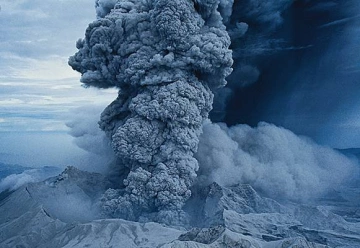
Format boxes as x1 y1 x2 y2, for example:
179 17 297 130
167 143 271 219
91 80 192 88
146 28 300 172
0 166 61 193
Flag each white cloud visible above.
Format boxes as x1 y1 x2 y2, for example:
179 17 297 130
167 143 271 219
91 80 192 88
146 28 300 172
196 121 359 201
0 53 79 80
0 166 61 193
0 132 95 167
0 85 117 132
0 98 24 105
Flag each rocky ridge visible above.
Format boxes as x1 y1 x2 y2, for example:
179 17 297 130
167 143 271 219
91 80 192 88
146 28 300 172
0 167 359 247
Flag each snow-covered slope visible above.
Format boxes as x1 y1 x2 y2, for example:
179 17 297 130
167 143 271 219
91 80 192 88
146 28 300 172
0 167 359 247
0 167 183 248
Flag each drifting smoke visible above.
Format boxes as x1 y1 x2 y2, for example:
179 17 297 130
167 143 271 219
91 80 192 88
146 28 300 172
0 167 61 193
196 121 358 201
66 105 117 174
67 105 112 157
69 0 232 223
66 105 359 204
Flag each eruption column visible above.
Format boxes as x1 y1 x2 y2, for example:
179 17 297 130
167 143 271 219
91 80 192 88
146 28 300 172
69 0 232 222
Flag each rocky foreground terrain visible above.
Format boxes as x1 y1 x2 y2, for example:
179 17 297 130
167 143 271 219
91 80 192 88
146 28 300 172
0 167 359 248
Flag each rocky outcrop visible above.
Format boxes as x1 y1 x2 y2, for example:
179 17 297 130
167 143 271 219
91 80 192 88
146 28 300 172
0 168 359 247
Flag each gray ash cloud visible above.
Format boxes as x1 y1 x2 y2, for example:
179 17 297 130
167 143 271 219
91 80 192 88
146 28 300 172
69 0 232 223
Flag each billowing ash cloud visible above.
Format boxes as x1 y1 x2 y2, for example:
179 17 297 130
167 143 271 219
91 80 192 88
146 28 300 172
95 0 117 18
196 121 359 201
69 0 232 223
68 0 359 226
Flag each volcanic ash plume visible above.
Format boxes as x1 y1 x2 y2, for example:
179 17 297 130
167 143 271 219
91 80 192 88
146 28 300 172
69 0 232 222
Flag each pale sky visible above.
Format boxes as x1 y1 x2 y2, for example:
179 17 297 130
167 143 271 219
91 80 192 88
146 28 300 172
0 0 116 133
0 0 117 167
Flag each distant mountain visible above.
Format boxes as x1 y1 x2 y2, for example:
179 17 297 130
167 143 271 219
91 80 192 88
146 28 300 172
0 162 31 180
0 167 359 247
0 163 62 199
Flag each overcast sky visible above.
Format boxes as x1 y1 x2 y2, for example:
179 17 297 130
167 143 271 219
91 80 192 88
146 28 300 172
0 0 116 133
0 0 117 167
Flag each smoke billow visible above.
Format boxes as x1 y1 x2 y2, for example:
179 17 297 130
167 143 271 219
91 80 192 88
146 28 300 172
66 107 359 204
196 121 358 201
95 0 117 18
69 0 232 223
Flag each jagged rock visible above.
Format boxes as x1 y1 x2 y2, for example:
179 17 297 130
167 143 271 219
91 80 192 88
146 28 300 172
0 168 182 248
0 168 359 247
185 182 360 247
205 183 284 214
187 182 285 227
25 166 111 222
179 225 226 244
162 229 261 248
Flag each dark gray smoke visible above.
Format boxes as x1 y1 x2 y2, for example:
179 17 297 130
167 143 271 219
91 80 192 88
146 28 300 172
69 0 232 223
210 0 293 121
218 0 360 148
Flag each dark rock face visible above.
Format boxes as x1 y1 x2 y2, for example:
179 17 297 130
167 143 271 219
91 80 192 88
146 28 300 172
179 225 226 244
187 182 285 227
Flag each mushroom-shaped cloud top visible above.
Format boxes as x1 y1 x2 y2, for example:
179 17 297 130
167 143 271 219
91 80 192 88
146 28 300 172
69 0 232 224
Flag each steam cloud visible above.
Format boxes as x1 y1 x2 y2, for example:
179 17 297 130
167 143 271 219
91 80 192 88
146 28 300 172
69 0 232 222
0 167 61 193
196 121 358 201
66 105 117 174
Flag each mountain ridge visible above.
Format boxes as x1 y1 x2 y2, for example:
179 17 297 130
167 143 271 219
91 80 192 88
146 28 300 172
0 167 359 247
